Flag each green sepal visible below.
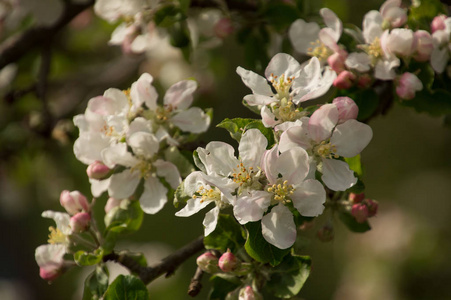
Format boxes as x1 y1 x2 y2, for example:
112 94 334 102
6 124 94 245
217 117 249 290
82 265 109 300
265 254 311 298
104 199 144 235
103 275 150 300
216 118 275 147
154 4 185 28
244 221 291 267
75 248 104 266
204 214 246 253
338 211 371 233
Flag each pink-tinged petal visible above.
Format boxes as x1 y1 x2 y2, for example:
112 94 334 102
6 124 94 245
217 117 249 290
130 73 158 111
171 107 211 133
103 88 129 114
74 133 111 165
108 170 141 199
380 0 401 18
319 28 340 52
35 244 66 267
154 159 181 189
140 176 168 214
239 129 268 169
374 57 400 80
164 80 197 110
261 145 279 184
87 95 117 116
127 117 152 137
308 104 338 143
42 211 71 235
261 106 280 128
89 178 110 198
321 159 357 191
175 197 211 217
264 53 301 79
292 57 321 90
274 117 308 132
277 147 309 184
279 124 311 153
292 179 326 217
236 67 273 96
199 142 239 177
261 204 296 249
204 206 220 236
320 8 342 41
128 132 159 159
234 191 272 224
331 120 373 157
289 19 321 54
332 97 359 123
102 143 140 168
294 65 336 104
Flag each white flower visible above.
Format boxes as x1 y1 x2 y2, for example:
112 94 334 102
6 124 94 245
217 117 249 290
35 244 67 281
42 210 72 246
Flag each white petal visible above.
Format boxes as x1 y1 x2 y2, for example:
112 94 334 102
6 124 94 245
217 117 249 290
203 206 220 236
308 104 338 143
277 147 309 185
236 67 273 96
102 143 140 168
89 178 110 198
234 191 272 224
42 211 71 235
320 8 342 41
264 53 301 79
199 142 239 176
140 176 168 214
431 47 449 74
345 52 371 72
74 133 111 165
171 107 211 133
35 244 66 267
239 129 267 170
331 120 373 157
289 19 320 54
103 88 129 114
154 159 181 189
261 145 279 184
164 80 197 110
175 197 211 217
321 159 357 191
292 179 326 217
261 204 296 249
108 170 141 199
261 106 281 128
279 125 311 153
130 73 158 111
128 132 159 159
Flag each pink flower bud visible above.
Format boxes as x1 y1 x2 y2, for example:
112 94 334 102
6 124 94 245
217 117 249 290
363 198 378 217
60 190 90 215
218 250 240 272
214 18 234 39
357 74 372 89
239 286 262 300
396 72 423 100
39 265 62 281
351 203 369 223
86 161 111 180
413 30 434 62
431 15 447 33
317 224 334 242
332 97 358 123
327 51 347 74
196 252 219 274
105 197 122 214
333 71 355 89
70 212 91 233
349 192 365 203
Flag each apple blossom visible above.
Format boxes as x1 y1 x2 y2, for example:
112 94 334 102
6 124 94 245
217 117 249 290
431 15 447 33
413 30 434 62
69 212 91 233
196 252 219 273
239 286 262 300
351 203 369 223
218 250 240 272
333 71 355 89
59 190 90 215
396 72 423 100
86 161 111 180
35 244 67 281
332 97 359 123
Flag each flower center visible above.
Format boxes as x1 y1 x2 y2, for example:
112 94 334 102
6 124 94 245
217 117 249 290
231 162 254 186
307 40 333 62
272 97 304 122
193 186 226 208
131 160 153 179
313 141 339 159
48 227 66 244
367 37 383 61
267 180 295 204
155 105 174 123
269 74 294 100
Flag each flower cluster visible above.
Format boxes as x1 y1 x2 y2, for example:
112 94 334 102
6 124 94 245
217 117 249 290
288 0 445 100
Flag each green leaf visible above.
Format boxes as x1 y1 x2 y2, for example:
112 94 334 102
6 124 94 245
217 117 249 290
244 221 290 267
177 0 190 12
154 4 185 28
400 89 451 117
408 0 447 30
344 154 362 177
103 275 150 300
217 118 275 147
204 214 245 253
338 211 371 233
75 249 103 266
208 274 240 300
266 254 311 298
104 199 144 235
83 265 109 300
351 89 380 121
164 146 195 178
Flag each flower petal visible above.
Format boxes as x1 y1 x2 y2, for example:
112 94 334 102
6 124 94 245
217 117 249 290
128 132 159 159
321 158 357 191
308 104 338 143
234 191 272 224
289 19 320 54
292 179 326 217
140 176 168 214
203 206 220 236
164 80 197 110
261 204 296 249
171 107 211 133
331 119 373 157
154 159 181 189
236 67 273 96
130 73 158 111
239 129 267 170
264 53 301 79
277 147 309 185
108 170 141 199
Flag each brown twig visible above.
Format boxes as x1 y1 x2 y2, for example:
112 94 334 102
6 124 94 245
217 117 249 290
188 267 204 297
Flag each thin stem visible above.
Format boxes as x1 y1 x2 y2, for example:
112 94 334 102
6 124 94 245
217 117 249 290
188 267 204 297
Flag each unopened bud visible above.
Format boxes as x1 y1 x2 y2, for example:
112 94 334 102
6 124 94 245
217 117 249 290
327 52 347 74
214 18 234 39
396 72 423 100
317 224 334 242
333 71 355 89
362 198 378 217
332 97 358 123
218 249 240 272
431 15 447 33
196 252 219 274
351 203 369 223
105 197 123 214
39 265 62 281
60 190 90 215
349 192 365 203
413 30 433 62
86 161 111 180
70 212 91 233
239 286 262 300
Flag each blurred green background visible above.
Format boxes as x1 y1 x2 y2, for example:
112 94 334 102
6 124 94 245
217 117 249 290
0 0 450 299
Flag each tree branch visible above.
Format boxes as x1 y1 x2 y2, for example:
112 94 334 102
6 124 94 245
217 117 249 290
103 236 205 285
0 0 94 70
